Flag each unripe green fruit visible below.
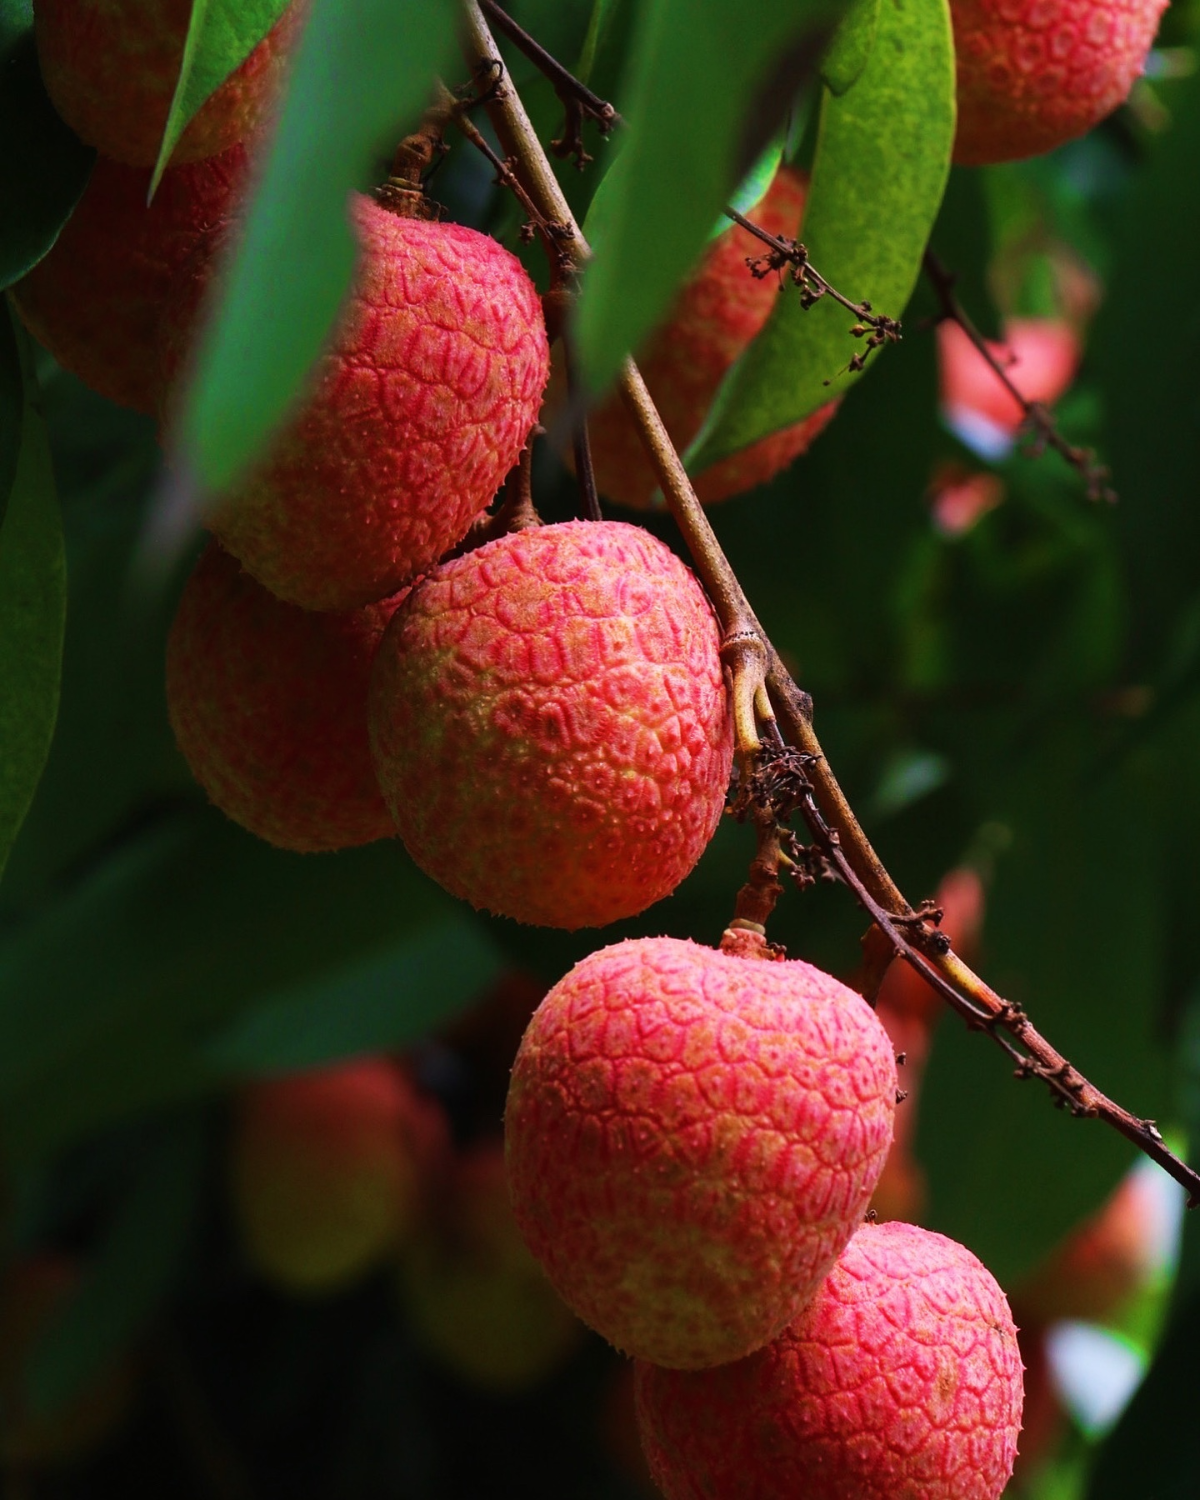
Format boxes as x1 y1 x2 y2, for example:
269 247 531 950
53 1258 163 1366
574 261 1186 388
505 937 898 1368
369 521 732 930
230 1059 446 1295
951 0 1169 165
166 541 405 853
399 1141 582 1392
565 167 837 508
178 196 550 611
34 0 305 168
11 149 247 414
636 1221 1023 1499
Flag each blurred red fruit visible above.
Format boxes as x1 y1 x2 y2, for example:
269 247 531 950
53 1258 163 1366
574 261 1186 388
939 318 1081 442
874 867 986 1030
929 463 1006 536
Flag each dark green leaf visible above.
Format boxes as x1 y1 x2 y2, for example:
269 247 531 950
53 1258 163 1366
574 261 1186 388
178 0 459 493
0 2 95 290
23 1113 206 1415
689 0 955 473
0 811 502 1161
0 298 20 531
151 0 292 195
575 0 839 396
820 0 879 96
0 316 66 882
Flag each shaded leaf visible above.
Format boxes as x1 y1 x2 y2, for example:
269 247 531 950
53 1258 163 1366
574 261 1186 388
689 0 954 473
151 0 292 195
820 0 879 96
0 1 95 290
0 300 20 531
575 0 838 396
178 0 458 493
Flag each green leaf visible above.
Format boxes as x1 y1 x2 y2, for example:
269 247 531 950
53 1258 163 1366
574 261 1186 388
0 313 66 882
178 0 459 494
820 0 879 96
0 1 95 290
575 0 839 397
150 0 292 196
23 1113 206 1416
688 0 955 474
0 811 502 1161
0 299 20 531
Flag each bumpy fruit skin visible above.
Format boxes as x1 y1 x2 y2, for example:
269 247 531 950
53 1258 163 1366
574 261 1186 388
505 937 898 1368
399 1141 582 1392
231 1059 445 1295
369 522 732 930
574 167 837 508
166 541 405 852
952 0 1169 165
636 1221 1023 1500
0 1257 132 1467
11 148 246 414
34 0 305 168
198 196 550 611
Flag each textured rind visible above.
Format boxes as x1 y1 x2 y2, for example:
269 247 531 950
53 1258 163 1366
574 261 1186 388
636 1221 1023 1499
369 522 732 929
202 197 550 611
505 937 898 1367
166 541 404 852
10 149 246 414
34 0 305 168
952 0 1169 165
567 167 837 508
230 1060 441 1294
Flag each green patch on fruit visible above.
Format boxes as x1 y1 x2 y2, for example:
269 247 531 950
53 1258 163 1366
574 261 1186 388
688 0 955 473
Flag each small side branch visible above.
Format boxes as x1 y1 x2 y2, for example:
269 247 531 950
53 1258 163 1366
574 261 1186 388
923 248 1116 503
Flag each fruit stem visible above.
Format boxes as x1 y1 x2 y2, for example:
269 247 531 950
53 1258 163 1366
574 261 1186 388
458 0 1200 1209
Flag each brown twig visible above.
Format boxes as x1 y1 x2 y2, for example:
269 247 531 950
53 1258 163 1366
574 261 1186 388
478 0 621 166
458 0 1200 1208
923 248 1116 503
726 206 902 377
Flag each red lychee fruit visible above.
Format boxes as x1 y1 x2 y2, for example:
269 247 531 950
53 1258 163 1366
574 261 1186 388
951 0 1169 165
565 166 837 508
399 1140 583 1392
939 318 1081 446
368 521 732 930
165 541 406 853
0 1256 133 1468
636 1220 1023 1500
184 195 550 611
505 937 898 1369
10 147 247 414
34 0 305 168
230 1058 447 1295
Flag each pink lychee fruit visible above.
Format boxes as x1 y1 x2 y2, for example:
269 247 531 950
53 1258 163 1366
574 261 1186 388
368 521 732 930
564 166 838 508
230 1058 447 1295
10 147 247 414
399 1140 583 1392
504 937 898 1368
951 0 1169 165
33 0 306 168
939 317 1081 449
165 540 406 853
636 1220 1024 1500
178 194 550 611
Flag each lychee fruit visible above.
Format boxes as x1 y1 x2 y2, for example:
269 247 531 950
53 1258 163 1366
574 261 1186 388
181 194 550 611
939 317 1081 452
635 1220 1024 1499
504 937 898 1368
34 0 305 168
165 541 406 853
564 166 837 508
0 1256 133 1468
230 1058 447 1295
368 521 732 930
10 147 247 414
399 1140 582 1392
951 0 1169 166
